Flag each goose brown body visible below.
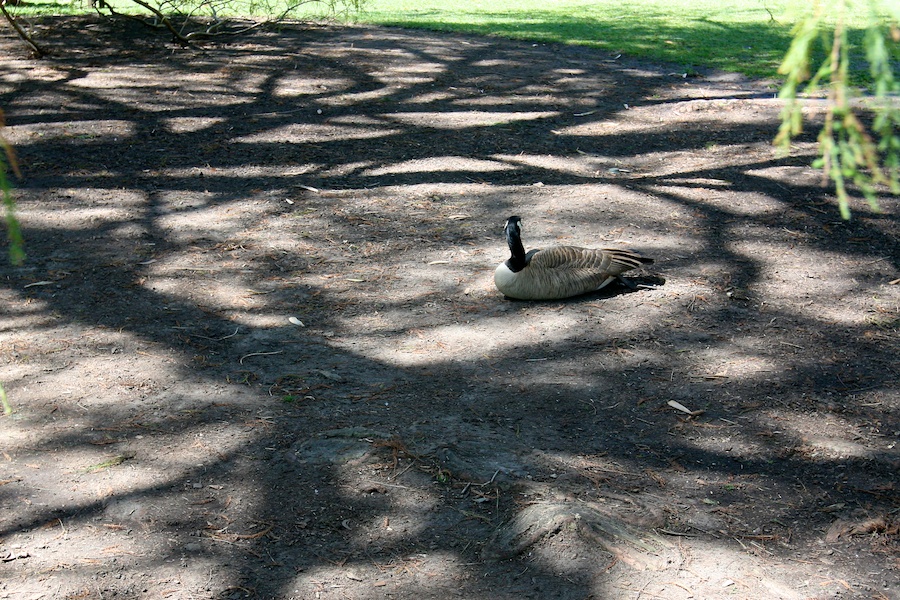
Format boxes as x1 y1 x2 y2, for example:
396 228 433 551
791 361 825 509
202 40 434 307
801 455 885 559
494 216 653 300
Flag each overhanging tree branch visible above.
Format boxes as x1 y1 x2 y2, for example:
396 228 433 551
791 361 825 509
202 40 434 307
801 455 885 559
776 0 900 219
0 0 46 57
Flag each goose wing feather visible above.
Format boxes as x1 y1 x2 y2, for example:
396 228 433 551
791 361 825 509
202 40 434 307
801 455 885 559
529 246 647 273
499 246 650 300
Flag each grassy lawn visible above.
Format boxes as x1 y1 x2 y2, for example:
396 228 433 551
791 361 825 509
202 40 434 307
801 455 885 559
352 0 897 81
8 0 895 81
355 0 804 78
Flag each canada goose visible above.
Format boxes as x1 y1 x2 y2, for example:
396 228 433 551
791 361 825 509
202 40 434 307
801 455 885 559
494 216 654 300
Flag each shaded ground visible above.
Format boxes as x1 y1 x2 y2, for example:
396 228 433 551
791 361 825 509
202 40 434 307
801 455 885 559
1 15 899 600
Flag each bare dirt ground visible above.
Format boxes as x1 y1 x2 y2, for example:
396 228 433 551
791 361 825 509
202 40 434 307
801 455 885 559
1 15 899 600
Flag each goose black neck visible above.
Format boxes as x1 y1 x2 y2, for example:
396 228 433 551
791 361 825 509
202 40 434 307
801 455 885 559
505 221 528 272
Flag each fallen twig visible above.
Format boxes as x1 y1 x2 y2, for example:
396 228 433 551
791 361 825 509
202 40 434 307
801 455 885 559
239 350 283 364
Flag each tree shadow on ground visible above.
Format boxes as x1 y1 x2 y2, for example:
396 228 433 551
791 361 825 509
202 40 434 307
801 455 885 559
0 16 898 600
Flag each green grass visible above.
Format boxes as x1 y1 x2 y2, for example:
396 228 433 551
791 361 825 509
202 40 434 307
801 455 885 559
356 0 805 78
350 0 896 80
8 0 897 80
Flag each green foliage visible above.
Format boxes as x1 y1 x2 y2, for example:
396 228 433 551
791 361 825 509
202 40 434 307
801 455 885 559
1 112 24 266
1 111 20 416
776 0 900 219
0 163 21 266
0 383 10 416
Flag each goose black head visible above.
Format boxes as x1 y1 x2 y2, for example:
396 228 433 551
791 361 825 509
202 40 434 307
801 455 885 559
503 215 527 271
505 215 523 234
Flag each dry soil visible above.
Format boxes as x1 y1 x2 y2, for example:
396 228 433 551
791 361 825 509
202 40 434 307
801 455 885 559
0 16 898 600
